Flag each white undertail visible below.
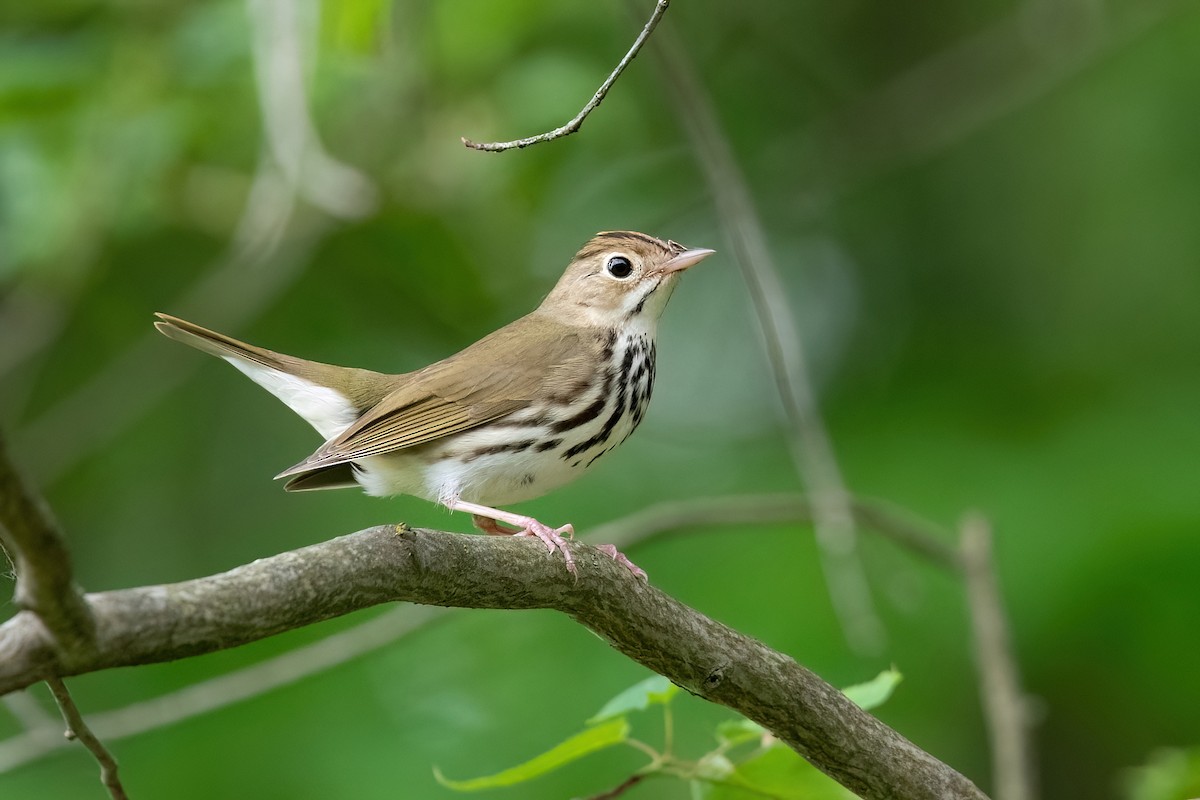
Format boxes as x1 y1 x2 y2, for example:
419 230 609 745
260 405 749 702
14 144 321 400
220 357 358 440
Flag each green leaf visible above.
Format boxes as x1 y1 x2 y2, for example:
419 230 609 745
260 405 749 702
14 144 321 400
433 717 630 792
703 746 857 800
587 675 679 725
842 669 902 711
715 718 766 748
1124 747 1200 800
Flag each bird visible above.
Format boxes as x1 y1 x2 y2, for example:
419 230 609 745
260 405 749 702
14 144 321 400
154 231 714 579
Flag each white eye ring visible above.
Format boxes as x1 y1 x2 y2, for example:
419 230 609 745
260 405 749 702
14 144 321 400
606 255 634 279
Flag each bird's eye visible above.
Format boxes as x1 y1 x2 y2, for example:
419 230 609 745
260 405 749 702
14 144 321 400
606 256 634 279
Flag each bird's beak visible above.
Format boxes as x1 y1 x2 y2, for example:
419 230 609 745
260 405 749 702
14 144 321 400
658 248 716 274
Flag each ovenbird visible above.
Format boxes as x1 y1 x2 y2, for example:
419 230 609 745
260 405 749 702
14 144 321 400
155 231 713 579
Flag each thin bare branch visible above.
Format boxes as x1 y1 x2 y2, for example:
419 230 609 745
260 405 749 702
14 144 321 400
46 678 127 800
961 514 1036 800
585 773 647 800
851 497 962 572
0 525 988 800
647 19 884 654
0 433 94 658
594 493 963 571
462 0 670 152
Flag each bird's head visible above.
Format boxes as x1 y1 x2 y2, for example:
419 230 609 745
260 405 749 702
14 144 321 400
541 231 714 328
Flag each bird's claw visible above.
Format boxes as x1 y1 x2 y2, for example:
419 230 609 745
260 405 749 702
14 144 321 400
596 543 648 581
516 521 577 576
498 516 640 580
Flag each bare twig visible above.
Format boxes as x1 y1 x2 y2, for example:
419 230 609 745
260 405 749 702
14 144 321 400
0 433 94 658
648 18 884 654
592 493 962 571
461 0 670 152
46 678 127 800
586 773 647 799
0 525 988 800
960 515 1036 800
851 497 962 572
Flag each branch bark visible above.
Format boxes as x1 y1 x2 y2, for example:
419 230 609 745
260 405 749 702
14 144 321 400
0 525 987 800
0 434 94 659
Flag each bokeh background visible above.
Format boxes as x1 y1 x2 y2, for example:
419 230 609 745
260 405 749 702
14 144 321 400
3 0 1199 797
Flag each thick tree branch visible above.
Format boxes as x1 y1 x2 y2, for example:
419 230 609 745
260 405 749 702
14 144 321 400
0 525 987 800
0 492 960 775
461 0 670 152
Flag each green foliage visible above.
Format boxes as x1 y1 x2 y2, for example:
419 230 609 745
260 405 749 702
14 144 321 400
714 718 767 749
325 0 392 55
433 718 630 792
840 668 902 710
4 1 1200 797
436 670 900 797
587 674 679 725
704 747 856 800
1125 748 1200 800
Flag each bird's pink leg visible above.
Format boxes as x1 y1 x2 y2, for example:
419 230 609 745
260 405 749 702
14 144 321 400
453 501 647 580
472 515 519 535
450 500 577 576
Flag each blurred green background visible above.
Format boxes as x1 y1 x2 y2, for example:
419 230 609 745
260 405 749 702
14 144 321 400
2 0 1199 797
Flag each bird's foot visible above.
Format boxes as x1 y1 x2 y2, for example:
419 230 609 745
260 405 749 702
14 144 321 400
470 511 642 579
513 520 577 576
595 543 648 582
450 501 577 576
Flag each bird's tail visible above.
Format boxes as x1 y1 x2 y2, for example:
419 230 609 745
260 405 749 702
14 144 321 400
153 313 383 440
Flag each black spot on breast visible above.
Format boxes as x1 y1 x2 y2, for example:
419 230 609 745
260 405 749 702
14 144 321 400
551 395 606 434
460 438 537 463
622 340 656 443
562 340 635 460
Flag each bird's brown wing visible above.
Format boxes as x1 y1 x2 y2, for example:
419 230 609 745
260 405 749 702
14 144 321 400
276 314 596 478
